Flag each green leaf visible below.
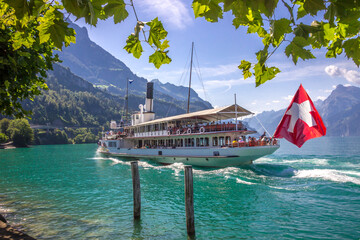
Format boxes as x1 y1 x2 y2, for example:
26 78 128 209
254 63 280 87
149 50 172 69
160 40 170 51
337 23 348 38
323 23 335 41
250 0 278 18
192 0 223 22
147 18 168 49
285 36 315 64
343 37 360 67
62 0 104 26
324 3 335 26
192 0 209 18
326 39 343 58
4 0 29 19
303 0 326 16
247 24 267 37
272 18 292 43
238 60 252 79
256 45 269 65
103 0 128 24
296 2 307 20
37 8 76 49
124 34 143 59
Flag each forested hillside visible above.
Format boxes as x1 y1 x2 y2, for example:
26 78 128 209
23 65 196 128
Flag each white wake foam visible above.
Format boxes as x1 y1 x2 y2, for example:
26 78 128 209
236 178 256 185
295 169 360 185
281 158 329 166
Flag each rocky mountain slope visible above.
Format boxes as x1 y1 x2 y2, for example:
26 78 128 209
57 22 212 110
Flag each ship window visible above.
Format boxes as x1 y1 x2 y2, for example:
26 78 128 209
136 114 139 119
219 137 225 146
225 136 231 145
191 138 195 147
213 137 218 146
199 138 204 146
205 137 209 146
108 141 117 147
196 138 200 147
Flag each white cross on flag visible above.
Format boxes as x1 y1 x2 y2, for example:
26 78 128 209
274 84 326 148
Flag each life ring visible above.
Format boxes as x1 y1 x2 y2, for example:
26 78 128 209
176 129 180 135
187 128 192 134
199 127 205 133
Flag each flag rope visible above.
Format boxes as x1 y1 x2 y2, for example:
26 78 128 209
254 114 272 137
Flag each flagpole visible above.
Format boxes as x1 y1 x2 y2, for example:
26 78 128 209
126 78 129 125
235 94 238 131
187 42 194 114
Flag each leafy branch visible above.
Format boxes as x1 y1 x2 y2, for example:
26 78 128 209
124 0 171 68
192 0 360 87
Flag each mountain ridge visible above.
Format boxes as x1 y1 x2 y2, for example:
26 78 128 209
57 22 212 109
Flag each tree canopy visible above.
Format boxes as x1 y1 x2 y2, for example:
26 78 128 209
7 118 34 147
1 0 359 118
0 0 170 118
192 0 360 86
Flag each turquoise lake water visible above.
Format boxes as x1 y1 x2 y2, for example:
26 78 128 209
0 137 359 239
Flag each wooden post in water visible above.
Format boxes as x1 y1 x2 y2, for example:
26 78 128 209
131 161 141 219
184 166 195 236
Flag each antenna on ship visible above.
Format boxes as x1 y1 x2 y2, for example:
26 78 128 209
187 42 194 113
125 78 129 125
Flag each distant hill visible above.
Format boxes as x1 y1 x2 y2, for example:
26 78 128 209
245 84 360 137
57 22 212 110
23 64 188 128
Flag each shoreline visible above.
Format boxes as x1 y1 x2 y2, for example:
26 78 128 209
0 214 36 240
0 142 16 149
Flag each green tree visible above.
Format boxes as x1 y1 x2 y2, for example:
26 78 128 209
1 0 170 118
0 1 75 118
0 133 8 143
0 118 11 137
7 119 34 147
192 0 360 86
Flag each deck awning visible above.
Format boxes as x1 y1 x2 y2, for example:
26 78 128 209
131 104 253 127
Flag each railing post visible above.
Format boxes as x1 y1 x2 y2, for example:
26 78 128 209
184 166 195 237
131 161 141 219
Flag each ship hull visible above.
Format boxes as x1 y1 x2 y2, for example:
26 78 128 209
98 145 279 167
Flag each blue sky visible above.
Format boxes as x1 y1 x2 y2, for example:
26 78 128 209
73 0 360 113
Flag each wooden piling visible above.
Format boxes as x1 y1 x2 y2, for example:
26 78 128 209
131 161 141 219
184 165 195 236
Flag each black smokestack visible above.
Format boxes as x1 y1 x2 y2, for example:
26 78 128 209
146 82 154 99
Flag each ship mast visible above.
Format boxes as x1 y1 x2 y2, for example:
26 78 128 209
187 42 194 113
125 78 129 125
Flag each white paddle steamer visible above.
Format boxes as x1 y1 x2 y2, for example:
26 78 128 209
98 82 279 167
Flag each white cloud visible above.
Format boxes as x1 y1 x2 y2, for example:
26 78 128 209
272 100 280 103
324 89 332 93
317 96 326 101
325 65 360 85
139 0 192 29
344 83 352 87
283 95 293 101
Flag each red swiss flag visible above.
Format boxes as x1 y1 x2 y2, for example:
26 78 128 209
274 84 326 148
